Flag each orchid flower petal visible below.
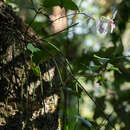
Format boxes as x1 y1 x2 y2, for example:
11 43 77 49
110 23 115 33
112 10 118 20
96 17 109 35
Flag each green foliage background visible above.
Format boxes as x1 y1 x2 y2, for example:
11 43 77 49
6 0 130 129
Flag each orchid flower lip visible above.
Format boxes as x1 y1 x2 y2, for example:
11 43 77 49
109 20 114 25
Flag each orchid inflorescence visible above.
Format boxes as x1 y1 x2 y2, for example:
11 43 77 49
49 9 117 35
94 10 117 35
81 10 117 35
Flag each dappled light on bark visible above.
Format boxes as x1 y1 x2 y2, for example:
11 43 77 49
50 6 68 33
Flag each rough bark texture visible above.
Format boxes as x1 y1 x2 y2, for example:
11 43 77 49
0 2 61 130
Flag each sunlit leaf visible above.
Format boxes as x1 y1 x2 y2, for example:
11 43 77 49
107 65 119 72
27 43 40 53
75 115 92 128
30 62 40 76
94 54 109 64
87 65 101 72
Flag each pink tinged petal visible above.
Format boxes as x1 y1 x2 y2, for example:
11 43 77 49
110 23 115 33
109 20 115 33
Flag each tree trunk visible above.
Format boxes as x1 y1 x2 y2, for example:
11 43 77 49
0 2 61 130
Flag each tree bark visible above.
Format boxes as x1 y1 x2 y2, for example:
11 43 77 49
0 2 61 130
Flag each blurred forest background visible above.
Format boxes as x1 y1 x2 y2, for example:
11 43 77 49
0 0 130 130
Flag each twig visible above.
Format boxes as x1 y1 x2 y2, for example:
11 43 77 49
51 12 95 24
43 23 79 38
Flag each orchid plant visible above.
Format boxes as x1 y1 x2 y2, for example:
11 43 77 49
49 9 117 35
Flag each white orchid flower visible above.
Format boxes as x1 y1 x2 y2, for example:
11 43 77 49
95 10 117 35
96 17 109 35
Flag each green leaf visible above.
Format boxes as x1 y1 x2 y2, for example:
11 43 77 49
75 115 92 128
94 54 109 64
27 43 57 64
97 75 102 81
27 43 40 53
63 0 78 10
43 0 78 10
43 0 61 8
107 65 119 72
31 62 40 76
32 50 52 64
